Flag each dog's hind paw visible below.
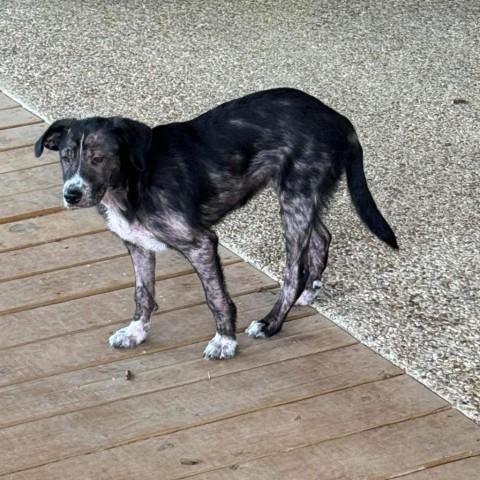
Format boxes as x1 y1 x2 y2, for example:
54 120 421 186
108 320 149 349
203 333 237 360
295 280 322 306
245 320 266 339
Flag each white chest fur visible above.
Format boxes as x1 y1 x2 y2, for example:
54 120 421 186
102 201 167 252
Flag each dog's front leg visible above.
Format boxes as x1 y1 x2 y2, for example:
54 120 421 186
109 242 157 348
181 231 237 360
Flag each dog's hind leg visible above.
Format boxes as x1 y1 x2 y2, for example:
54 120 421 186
109 243 157 348
246 191 315 338
180 230 238 360
295 219 331 305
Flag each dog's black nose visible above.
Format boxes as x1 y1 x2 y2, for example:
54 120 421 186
64 187 83 205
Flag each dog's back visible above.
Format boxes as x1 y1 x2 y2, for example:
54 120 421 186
146 88 357 228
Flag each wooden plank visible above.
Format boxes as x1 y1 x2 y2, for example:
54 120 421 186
1 375 451 480
0 92 18 110
190 410 480 480
0 266 277 350
0 313 327 427
0 208 236 257
0 123 47 152
0 249 246 315
0 230 237 282
0 185 63 224
0 255 135 314
0 231 126 282
0 107 42 130
0 277 281 387
0 209 106 253
0 343 401 475
399 456 480 479
0 263 277 351
0 145 57 174
0 283 135 349
0 163 61 197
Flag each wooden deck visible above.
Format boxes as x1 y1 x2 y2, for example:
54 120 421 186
0 92 479 479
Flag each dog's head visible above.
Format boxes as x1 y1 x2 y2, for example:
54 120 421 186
35 117 151 208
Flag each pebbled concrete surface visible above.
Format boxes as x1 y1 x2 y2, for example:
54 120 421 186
0 0 478 421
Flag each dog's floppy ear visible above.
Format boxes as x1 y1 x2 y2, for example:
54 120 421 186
34 118 76 157
112 117 152 172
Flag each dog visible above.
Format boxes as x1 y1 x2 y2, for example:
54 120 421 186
35 88 398 359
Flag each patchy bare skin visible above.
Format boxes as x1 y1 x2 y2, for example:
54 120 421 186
35 88 398 360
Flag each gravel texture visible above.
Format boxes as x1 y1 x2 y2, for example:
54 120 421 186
1 0 478 421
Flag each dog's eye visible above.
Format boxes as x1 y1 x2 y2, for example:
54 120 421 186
61 156 70 163
92 156 104 165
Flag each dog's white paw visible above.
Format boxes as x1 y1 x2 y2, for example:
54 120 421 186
295 280 322 306
109 320 149 349
203 333 237 360
245 320 266 339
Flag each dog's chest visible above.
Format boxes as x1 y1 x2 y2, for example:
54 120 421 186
103 204 167 252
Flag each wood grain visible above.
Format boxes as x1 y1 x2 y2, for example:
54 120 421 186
0 231 237 282
189 410 480 480
0 106 42 130
0 162 61 197
0 209 106 253
0 343 400 476
0 314 328 428
0 123 47 152
0 92 18 110
1 376 450 480
0 145 57 173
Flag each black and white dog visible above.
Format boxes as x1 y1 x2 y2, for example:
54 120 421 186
35 88 398 359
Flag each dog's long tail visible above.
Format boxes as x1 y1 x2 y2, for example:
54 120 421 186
345 139 398 249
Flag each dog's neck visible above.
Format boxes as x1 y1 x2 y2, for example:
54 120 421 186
101 181 140 222
99 188 129 221
99 187 167 252
101 188 127 211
